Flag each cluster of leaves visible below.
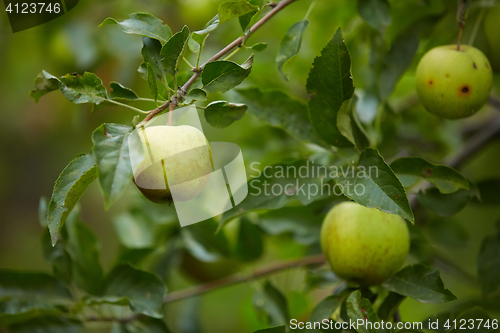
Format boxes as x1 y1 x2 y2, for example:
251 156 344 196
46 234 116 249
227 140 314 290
2 0 500 332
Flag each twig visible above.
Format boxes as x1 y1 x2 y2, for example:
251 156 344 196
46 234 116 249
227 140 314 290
162 254 326 303
456 0 470 51
143 0 298 123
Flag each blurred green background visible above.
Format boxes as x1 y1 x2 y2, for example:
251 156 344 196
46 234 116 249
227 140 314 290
1 0 500 332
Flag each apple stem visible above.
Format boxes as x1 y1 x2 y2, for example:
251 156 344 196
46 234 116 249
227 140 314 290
456 0 469 51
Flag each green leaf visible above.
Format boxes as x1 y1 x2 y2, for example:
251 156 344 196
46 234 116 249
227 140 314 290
202 54 254 93
476 179 500 205
65 211 104 295
123 317 173 333
478 220 500 294
218 1 258 24
309 295 342 322
336 148 414 223
30 71 108 105
417 186 477 217
336 96 370 150
251 42 268 52
47 154 97 246
147 63 159 100
235 88 325 146
6 317 82 333
182 219 232 261
0 271 72 301
0 300 61 328
184 89 207 103
113 210 156 249
239 0 261 32
390 157 469 194
449 308 493 333
109 82 139 100
304 269 341 292
379 29 419 100
235 217 264 262
99 13 172 44
142 37 166 81
383 264 457 303
306 28 354 147
204 101 247 128
357 0 391 34
219 160 333 227
252 281 289 327
91 124 134 209
41 230 72 283
38 197 48 228
104 264 166 318
346 290 378 333
192 15 219 45
276 20 309 80
377 292 405 321
161 26 190 77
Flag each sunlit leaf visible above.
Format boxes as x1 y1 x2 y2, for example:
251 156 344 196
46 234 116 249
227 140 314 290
276 20 308 80
204 101 247 128
99 13 172 44
202 54 254 93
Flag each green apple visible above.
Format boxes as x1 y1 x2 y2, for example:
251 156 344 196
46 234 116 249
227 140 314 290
415 45 492 119
320 201 410 286
484 6 500 72
133 125 212 204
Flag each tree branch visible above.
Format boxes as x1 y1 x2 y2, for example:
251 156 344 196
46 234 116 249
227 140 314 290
163 254 326 304
143 0 297 123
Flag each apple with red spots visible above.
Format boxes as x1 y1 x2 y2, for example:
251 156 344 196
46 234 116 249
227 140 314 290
320 201 410 286
415 45 492 119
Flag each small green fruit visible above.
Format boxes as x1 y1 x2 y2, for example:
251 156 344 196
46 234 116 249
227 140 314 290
320 201 410 286
415 45 492 119
133 125 212 204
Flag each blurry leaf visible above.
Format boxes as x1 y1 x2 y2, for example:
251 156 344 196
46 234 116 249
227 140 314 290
92 124 133 210
336 148 414 223
355 90 379 124
31 71 108 105
449 308 492 333
38 197 48 228
476 179 500 205
235 217 264 262
357 0 391 34
110 82 139 100
0 271 72 301
337 96 370 150
192 15 219 44
417 187 476 217
6 317 82 333
204 101 247 128
202 55 254 93
304 270 341 292
390 157 469 194
142 37 166 81
235 88 325 146
47 154 97 246
184 89 207 103
0 300 61 328
252 42 268 52
104 264 166 318
175 297 202 333
478 220 500 294
259 206 323 246
218 1 258 24
377 292 405 321
113 210 156 249
346 290 378 333
220 160 333 227
253 326 286 333
309 295 342 322
379 29 419 100
127 316 172 333
138 63 148 80
426 217 469 249
242 5 272 34
276 20 309 80
99 13 172 44
117 248 156 266
65 210 104 295
41 230 72 283
383 264 457 303
161 26 190 77
306 28 354 147
253 281 289 326
147 63 159 100
182 219 232 262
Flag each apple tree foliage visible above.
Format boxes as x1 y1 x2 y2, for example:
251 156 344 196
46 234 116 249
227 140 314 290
2 0 500 332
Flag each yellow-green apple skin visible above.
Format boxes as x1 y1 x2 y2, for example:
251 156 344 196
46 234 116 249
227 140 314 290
320 201 410 286
415 45 492 119
133 125 212 203
484 6 500 72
